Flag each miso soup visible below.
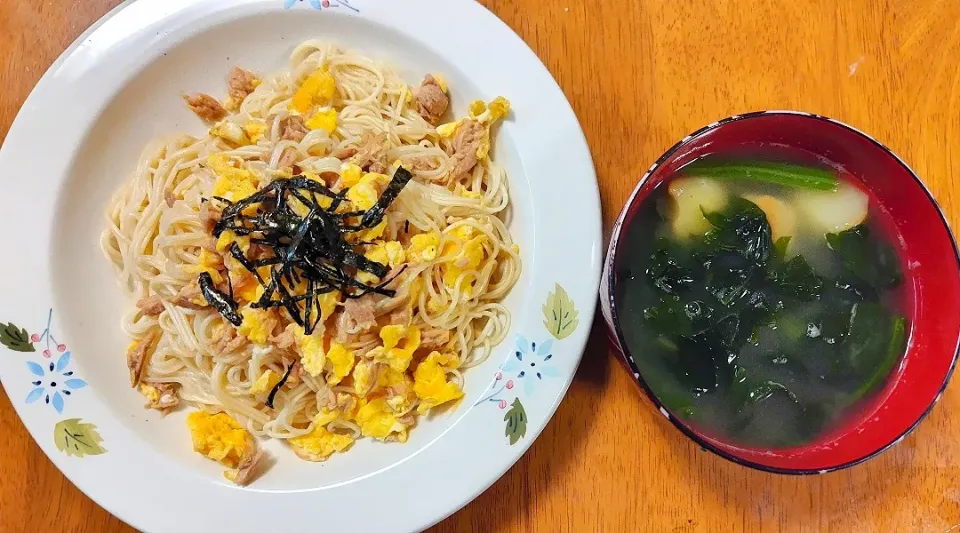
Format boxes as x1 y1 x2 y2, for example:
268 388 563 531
616 155 910 448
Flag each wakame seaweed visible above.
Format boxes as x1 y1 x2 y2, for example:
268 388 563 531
636 195 908 447
826 224 903 289
203 167 414 333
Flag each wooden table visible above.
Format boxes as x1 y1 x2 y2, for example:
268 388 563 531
2 1 959 531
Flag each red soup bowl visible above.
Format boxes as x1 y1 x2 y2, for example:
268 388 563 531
600 111 960 474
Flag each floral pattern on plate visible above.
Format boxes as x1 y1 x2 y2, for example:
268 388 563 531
2 309 105 457
477 283 579 445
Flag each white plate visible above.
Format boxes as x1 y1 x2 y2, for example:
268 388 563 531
0 1 600 531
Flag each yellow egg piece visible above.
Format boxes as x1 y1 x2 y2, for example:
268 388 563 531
413 351 464 414
183 249 224 284
243 121 267 143
407 233 440 264
487 96 511 122
346 178 378 211
313 408 339 427
208 154 259 205
436 121 460 138
295 329 327 378
237 307 273 345
215 230 251 254
139 384 160 404
356 398 405 440
352 360 376 397
325 342 355 386
468 100 486 118
337 161 362 186
209 121 250 145
291 69 336 113
186 411 252 468
288 425 354 461
374 325 421 373
249 369 281 395
233 273 265 304
317 290 340 320
305 108 338 133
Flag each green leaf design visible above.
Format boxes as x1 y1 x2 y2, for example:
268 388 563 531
503 398 527 445
0 322 34 352
53 419 107 458
542 283 579 339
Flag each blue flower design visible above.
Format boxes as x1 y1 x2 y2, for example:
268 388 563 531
501 335 560 396
25 351 87 414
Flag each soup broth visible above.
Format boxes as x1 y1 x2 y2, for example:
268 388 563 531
616 155 910 448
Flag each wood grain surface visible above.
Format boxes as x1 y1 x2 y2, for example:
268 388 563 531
1 1 959 531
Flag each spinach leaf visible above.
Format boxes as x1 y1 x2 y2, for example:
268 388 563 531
852 315 908 399
684 160 839 191
826 224 903 290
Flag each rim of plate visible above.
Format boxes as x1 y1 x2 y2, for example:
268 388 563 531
0 1 601 532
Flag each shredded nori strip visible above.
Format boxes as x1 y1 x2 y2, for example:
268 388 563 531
265 363 295 409
198 272 242 326
360 167 412 228
203 167 414 333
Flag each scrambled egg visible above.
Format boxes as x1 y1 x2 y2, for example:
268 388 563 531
291 69 336 113
407 233 440 263
484 96 511 123
468 100 486 118
340 162 363 187
294 328 326 377
379 368 416 415
237 306 273 344
427 297 445 315
215 230 251 254
210 121 250 146
455 184 483 200
352 360 377 397
367 241 405 268
288 425 354 461
317 290 340 320
441 225 489 296
413 352 464 414
313 407 338 427
183 248 224 284
356 398 407 440
233 273 265 304
140 383 160 404
346 172 389 211
243 121 267 143
305 108 338 133
186 411 252 468
436 121 460 138
208 154 259 203
476 97 511 159
249 369 281 395
359 241 405 284
371 325 421 372
325 342 354 385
